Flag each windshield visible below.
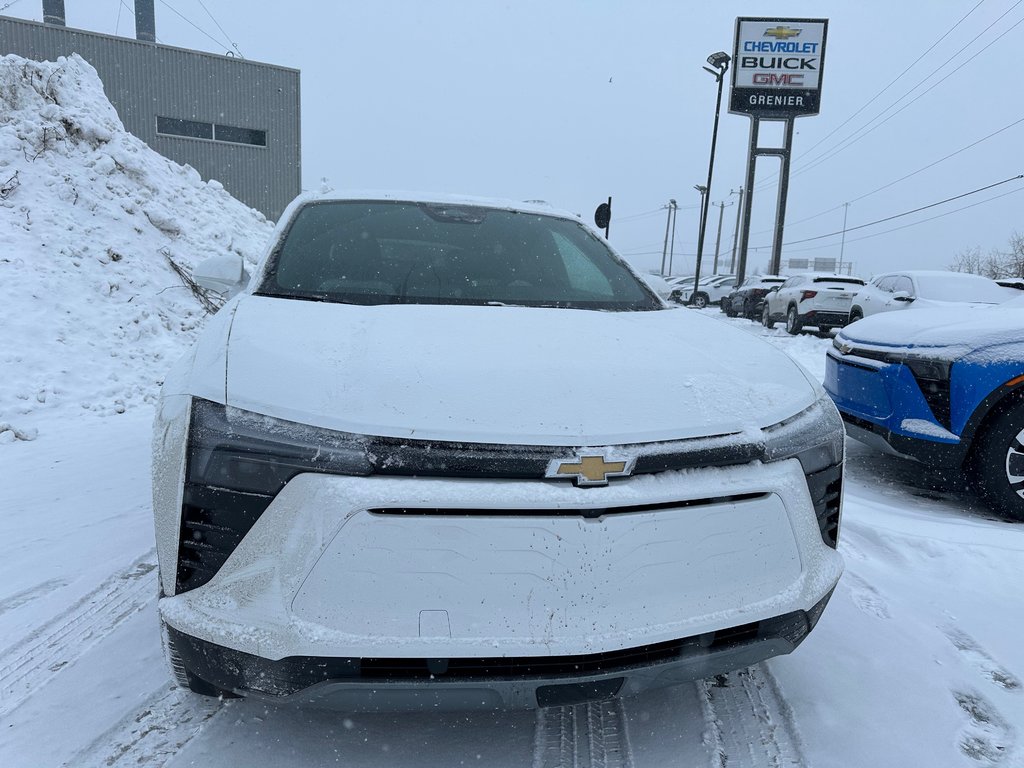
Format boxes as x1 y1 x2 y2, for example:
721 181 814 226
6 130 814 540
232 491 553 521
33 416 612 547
257 201 660 311
915 274 1014 303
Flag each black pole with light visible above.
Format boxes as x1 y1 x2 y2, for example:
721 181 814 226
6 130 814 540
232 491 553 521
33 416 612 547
690 51 730 307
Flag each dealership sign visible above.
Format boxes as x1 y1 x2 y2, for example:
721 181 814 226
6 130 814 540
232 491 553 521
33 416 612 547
730 17 828 118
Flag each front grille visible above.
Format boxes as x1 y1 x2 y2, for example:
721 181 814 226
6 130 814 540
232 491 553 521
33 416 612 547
368 432 764 480
805 463 842 548
176 484 273 593
910 373 952 430
370 493 767 518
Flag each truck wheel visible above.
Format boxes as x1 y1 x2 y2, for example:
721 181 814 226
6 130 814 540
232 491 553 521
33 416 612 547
970 403 1024 521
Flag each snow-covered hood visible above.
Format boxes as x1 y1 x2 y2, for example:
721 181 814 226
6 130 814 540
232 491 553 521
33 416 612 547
840 305 1024 357
221 297 816 445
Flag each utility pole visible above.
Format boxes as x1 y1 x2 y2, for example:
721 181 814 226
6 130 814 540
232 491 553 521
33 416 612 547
729 187 744 274
667 201 679 275
839 202 850 274
711 200 734 275
659 199 677 276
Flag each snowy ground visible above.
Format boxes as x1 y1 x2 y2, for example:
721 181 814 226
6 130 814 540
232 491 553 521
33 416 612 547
2 52 1023 768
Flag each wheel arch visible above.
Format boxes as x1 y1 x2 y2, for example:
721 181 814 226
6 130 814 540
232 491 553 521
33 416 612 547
961 378 1024 465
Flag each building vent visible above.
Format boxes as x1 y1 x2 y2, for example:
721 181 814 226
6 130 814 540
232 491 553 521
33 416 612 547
42 0 66 26
135 0 156 42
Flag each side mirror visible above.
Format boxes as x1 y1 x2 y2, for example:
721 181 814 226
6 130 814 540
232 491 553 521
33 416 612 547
892 291 915 302
194 255 249 299
769 286 780 292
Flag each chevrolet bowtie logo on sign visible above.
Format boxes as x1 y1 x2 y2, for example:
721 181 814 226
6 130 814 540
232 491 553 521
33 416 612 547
763 25 802 39
546 455 636 486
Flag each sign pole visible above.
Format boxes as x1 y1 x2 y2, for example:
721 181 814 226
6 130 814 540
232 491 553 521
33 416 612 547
735 118 759 287
769 117 795 275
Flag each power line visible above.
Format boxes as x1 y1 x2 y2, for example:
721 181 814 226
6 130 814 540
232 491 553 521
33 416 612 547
849 115 1024 204
748 174 1023 250
788 7 1024 182
158 0 233 53
783 1 988 170
756 0 1022 190
196 0 245 58
756 113 1024 237
781 185 1024 255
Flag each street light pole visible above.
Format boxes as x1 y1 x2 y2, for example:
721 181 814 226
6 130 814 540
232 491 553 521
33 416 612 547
691 51 730 306
692 184 707 279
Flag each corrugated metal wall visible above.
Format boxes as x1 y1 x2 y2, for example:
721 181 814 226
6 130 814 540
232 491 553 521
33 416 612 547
1 15 301 220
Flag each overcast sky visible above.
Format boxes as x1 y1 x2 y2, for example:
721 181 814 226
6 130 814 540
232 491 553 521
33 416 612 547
5 0 1023 278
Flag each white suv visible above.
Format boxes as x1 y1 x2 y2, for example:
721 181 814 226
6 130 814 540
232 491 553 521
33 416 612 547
153 193 843 711
848 270 1016 322
763 273 866 334
676 274 737 308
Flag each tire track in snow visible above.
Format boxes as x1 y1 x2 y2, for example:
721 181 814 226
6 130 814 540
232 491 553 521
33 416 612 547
701 666 807 768
533 698 633 768
0 549 157 716
64 683 224 768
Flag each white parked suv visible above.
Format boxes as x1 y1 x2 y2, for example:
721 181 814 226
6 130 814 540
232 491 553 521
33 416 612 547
763 273 866 334
677 274 737 308
848 270 1017 322
153 193 843 710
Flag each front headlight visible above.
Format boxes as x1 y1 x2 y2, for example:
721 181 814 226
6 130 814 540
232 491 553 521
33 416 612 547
188 398 373 496
763 393 845 475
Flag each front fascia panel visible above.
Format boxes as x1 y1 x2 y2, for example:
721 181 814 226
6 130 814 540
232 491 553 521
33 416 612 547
160 459 842 661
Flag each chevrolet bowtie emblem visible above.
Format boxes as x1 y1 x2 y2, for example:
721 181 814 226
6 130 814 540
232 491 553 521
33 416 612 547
546 455 636 486
763 25 802 39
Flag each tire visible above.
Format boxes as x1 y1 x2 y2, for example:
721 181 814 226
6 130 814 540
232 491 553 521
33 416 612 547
724 298 738 317
161 618 238 698
849 307 863 323
969 403 1024 521
786 306 803 335
762 304 775 329
692 292 709 309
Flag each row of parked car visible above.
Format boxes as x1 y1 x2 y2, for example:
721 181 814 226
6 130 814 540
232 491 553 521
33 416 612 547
656 268 1024 521
662 270 1021 335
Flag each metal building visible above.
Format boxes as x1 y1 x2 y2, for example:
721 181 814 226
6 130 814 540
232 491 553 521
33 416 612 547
1 5 301 220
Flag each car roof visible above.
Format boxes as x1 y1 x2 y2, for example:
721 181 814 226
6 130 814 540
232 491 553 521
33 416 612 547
290 190 581 223
870 270 995 280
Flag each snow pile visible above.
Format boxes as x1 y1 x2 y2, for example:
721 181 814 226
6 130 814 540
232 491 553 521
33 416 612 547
0 54 275 439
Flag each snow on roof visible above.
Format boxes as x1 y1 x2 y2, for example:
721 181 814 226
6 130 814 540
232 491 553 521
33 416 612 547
293 189 581 221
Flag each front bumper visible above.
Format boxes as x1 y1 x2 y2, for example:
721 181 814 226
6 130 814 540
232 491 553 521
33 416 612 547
824 350 964 467
167 588 834 710
160 460 842 704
